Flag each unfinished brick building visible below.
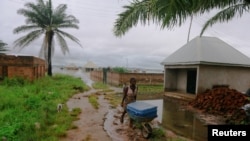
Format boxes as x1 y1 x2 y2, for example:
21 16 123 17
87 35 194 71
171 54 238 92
0 54 46 81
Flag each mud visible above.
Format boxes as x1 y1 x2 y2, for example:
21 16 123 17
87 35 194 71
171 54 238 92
60 87 198 141
60 89 112 141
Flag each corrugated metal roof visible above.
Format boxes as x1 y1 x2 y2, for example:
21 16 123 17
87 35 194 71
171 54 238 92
161 36 250 67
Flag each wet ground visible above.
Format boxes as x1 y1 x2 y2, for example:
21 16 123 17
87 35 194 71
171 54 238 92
54 68 225 141
59 85 154 141
60 86 195 141
60 89 111 141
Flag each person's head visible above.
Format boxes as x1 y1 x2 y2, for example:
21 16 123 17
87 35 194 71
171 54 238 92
130 77 136 86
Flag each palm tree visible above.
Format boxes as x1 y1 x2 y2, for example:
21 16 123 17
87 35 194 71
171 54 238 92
0 40 8 54
13 0 81 76
113 0 199 37
113 0 249 37
199 0 250 36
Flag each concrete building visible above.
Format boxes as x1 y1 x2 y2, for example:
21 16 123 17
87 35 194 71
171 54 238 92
161 36 250 95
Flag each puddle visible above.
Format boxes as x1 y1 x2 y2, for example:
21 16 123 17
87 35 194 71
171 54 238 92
53 67 208 140
162 97 207 141
104 109 125 141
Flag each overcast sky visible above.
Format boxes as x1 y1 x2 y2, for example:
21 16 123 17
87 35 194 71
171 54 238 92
1 0 250 70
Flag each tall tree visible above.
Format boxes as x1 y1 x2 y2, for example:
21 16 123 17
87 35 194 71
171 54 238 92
0 40 9 54
113 0 248 37
13 0 81 76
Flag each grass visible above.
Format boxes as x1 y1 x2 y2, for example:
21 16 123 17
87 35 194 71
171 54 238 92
0 74 89 141
70 107 82 117
101 83 164 108
137 84 164 95
88 94 99 109
104 91 122 108
92 81 109 90
0 75 187 141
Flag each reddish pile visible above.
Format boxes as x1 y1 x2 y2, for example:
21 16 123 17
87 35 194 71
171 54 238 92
189 87 250 115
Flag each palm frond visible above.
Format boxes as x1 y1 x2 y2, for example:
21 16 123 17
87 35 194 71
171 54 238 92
14 30 44 49
39 36 48 59
113 0 250 37
200 2 250 36
13 25 41 34
158 0 192 29
55 33 69 55
39 36 55 61
54 4 67 16
0 40 7 47
55 29 82 47
194 0 241 14
0 40 8 52
113 0 152 37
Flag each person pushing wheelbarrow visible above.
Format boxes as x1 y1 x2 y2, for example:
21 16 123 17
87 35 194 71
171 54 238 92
120 77 138 127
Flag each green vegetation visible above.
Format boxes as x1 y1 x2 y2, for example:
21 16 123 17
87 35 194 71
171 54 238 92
0 74 89 141
113 0 248 37
88 94 99 109
0 40 8 53
102 83 164 108
105 91 122 108
137 84 164 95
92 81 109 90
150 127 166 140
70 107 82 117
111 67 129 73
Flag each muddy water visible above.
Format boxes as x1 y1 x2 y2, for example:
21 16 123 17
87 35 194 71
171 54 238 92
162 97 207 141
138 96 207 141
53 68 207 141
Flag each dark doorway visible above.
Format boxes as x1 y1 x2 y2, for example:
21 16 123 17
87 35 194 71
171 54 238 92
186 70 197 94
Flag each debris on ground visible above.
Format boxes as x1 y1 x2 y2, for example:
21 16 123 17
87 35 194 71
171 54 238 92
188 87 250 124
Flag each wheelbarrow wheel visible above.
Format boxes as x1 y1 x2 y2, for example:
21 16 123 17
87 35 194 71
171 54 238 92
141 123 152 139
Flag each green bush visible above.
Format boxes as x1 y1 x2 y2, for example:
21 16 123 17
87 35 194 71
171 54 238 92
112 67 129 73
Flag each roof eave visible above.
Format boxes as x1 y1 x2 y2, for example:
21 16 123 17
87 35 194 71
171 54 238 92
161 61 250 67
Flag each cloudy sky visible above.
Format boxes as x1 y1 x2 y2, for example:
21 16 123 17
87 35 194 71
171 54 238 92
1 0 250 70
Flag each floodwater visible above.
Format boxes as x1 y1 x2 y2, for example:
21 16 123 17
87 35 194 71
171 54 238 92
53 67 208 141
138 98 207 141
162 97 207 141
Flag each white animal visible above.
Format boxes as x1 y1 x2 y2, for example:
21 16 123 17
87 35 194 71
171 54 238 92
57 103 63 112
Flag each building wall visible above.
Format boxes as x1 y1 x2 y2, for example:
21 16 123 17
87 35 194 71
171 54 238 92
90 70 164 86
198 65 250 93
164 65 198 92
176 69 187 92
164 69 177 91
0 55 46 81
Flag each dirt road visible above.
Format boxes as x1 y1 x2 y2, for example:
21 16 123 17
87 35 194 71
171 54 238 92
60 86 151 141
60 88 112 141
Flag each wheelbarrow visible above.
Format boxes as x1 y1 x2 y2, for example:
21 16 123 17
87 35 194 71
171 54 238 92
126 101 158 139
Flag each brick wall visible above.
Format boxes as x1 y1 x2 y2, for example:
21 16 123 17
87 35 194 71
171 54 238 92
0 55 46 81
90 70 164 86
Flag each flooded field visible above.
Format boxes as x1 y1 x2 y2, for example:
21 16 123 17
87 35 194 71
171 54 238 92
162 97 207 141
138 96 207 141
53 67 208 141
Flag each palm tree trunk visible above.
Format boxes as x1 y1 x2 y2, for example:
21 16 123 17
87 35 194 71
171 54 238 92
187 15 193 43
47 31 54 76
